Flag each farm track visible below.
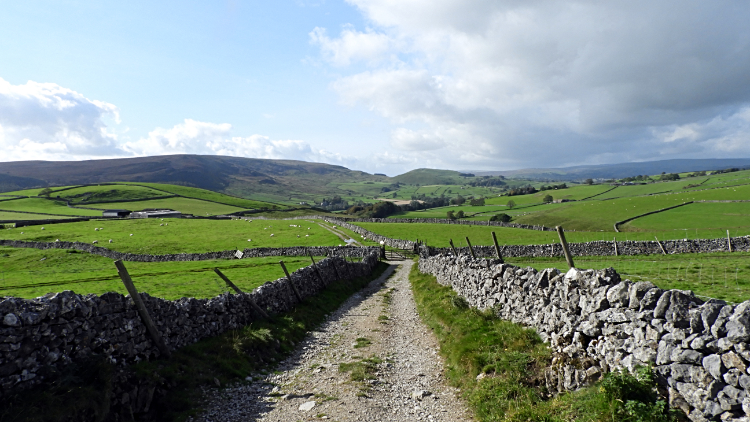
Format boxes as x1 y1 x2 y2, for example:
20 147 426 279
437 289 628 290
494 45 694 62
195 260 473 422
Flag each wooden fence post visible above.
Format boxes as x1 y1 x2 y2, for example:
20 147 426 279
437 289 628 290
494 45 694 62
465 236 476 259
613 237 619 256
727 230 733 252
491 231 504 263
309 253 326 283
555 226 575 269
114 260 171 358
213 268 269 319
654 236 667 255
449 239 458 256
279 261 303 302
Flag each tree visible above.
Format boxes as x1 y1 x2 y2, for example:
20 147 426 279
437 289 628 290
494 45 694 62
456 210 465 218
451 195 466 205
446 210 455 220
39 187 52 197
507 200 516 209
543 194 553 203
585 178 594 185
489 213 511 222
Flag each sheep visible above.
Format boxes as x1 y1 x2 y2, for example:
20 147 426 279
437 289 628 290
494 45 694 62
305 234 309 237
20 232 23 234
247 239 252 242
109 239 113 243
130 234 133 236
55 239 59 242
92 240 98 244
297 235 300 238
95 228 99 231
41 227 45 230
160 223 163 226
270 234 275 237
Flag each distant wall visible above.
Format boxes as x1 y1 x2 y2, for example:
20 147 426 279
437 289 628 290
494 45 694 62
419 252 750 421
0 239 380 261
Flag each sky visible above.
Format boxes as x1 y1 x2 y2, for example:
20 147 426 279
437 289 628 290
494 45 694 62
1 0 750 176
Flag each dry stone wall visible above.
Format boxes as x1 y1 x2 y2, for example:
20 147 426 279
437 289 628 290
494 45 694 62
0 239 377 261
419 252 750 422
0 251 380 399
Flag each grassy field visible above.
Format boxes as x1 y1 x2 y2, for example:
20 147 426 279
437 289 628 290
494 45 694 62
506 252 750 303
92 197 245 216
1 218 344 254
353 222 749 248
120 182 281 209
0 198 103 216
0 246 319 299
623 202 750 233
53 184 169 204
0 212 71 221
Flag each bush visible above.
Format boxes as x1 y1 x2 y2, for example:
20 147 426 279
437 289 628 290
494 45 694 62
543 194 553 203
489 213 511 222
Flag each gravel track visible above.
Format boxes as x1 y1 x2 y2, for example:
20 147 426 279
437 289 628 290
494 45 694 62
194 260 473 422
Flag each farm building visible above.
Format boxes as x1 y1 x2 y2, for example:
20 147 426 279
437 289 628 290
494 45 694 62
129 210 182 219
102 209 131 218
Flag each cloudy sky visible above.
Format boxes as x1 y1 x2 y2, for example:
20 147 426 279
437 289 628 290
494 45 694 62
2 1 750 175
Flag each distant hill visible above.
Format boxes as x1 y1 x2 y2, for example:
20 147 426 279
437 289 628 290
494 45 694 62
0 155 383 203
471 158 750 181
392 169 473 185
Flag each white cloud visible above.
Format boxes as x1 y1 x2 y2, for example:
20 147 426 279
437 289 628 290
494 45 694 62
315 0 750 169
310 25 394 67
0 77 121 161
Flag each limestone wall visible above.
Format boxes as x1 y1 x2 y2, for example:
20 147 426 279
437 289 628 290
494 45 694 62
0 250 381 399
419 252 750 421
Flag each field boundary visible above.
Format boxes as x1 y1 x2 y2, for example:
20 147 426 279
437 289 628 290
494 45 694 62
0 249 381 400
613 201 693 232
0 239 379 261
418 253 750 420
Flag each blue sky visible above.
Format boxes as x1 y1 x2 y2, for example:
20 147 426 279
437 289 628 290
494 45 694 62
2 1 750 175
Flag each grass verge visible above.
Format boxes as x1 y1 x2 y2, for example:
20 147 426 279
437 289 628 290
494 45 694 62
1 261 390 422
409 261 682 421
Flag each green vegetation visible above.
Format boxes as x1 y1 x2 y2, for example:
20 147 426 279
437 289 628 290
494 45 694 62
507 252 750 303
624 202 750 232
0 198 102 216
410 264 678 421
1 218 343 254
0 246 319 299
93 197 245 216
53 184 169 204
120 182 281 209
0 211 71 221
1 262 389 422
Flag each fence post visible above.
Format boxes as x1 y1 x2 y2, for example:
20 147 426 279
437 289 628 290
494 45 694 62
654 236 667 255
491 231 504 263
114 260 171 358
555 226 575 269
279 261 303 302
309 253 326 283
449 239 458 256
213 268 269 319
727 230 733 252
613 237 619 256
465 236 476 259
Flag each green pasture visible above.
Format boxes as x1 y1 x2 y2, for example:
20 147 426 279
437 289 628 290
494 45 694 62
353 222 749 247
624 202 750 233
121 182 280 209
0 246 319 300
0 198 103 216
95 197 245 216
594 180 704 200
0 212 71 221
54 184 169 204
508 252 750 303
1 218 343 254
0 187 50 196
484 183 611 206
513 183 750 231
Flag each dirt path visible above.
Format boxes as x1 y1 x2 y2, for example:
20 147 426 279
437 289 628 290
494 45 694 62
194 260 473 422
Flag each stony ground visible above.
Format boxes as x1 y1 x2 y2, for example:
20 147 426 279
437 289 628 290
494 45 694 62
194 260 473 422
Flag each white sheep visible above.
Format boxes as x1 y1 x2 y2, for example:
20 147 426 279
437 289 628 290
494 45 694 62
95 228 99 231
41 227 45 230
160 223 163 226
297 235 300 238
55 239 59 242
109 239 113 243
130 234 133 236
20 232 23 234
247 239 252 242
305 234 309 237
92 240 98 244
270 234 275 237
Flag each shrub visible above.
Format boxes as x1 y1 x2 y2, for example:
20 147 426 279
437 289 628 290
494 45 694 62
543 194 553 203
489 213 511 222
